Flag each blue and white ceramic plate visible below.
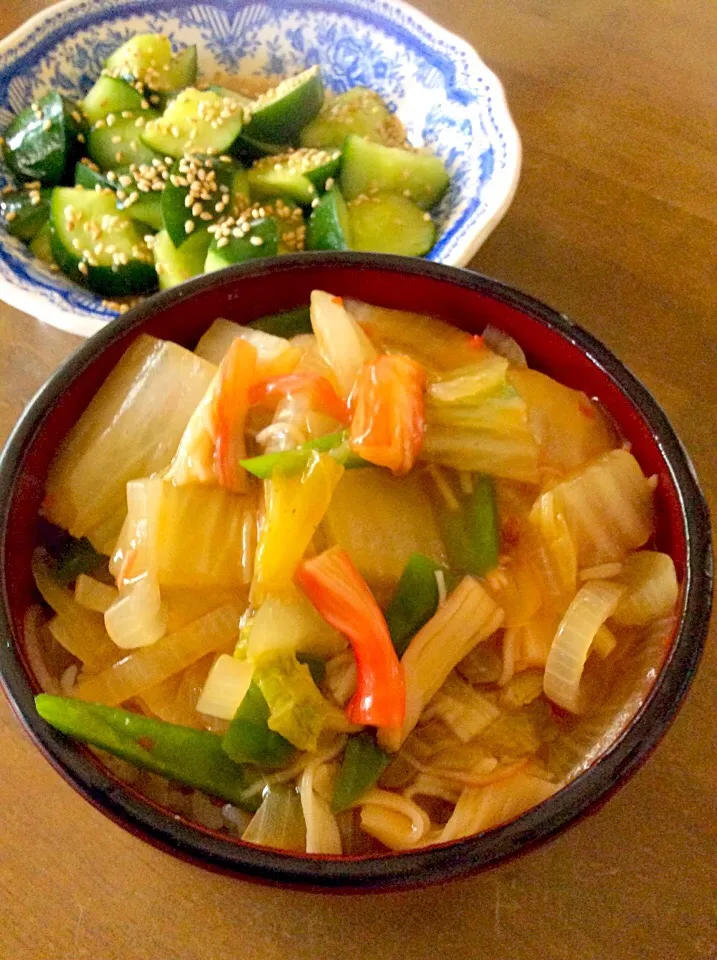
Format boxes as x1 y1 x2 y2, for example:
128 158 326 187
0 0 521 337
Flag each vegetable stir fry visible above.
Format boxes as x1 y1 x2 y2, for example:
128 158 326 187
0 33 450 308
30 294 679 854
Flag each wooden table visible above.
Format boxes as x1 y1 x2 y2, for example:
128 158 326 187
1 2 715 958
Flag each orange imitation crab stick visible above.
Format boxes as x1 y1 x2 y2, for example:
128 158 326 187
249 371 349 424
295 547 405 731
349 354 426 475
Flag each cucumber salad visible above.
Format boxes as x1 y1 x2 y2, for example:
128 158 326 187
0 34 450 308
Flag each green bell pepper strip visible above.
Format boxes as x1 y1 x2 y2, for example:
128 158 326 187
248 306 312 338
384 553 445 658
35 694 261 811
222 682 296 770
331 732 391 813
240 430 368 478
50 536 107 585
439 474 500 578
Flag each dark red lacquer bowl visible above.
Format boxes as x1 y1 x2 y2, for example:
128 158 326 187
0 254 711 891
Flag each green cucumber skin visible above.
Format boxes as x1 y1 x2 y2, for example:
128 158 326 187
87 112 161 171
74 161 116 192
204 217 279 272
161 157 243 248
242 68 324 144
341 134 449 211
3 92 83 186
82 76 143 124
306 187 350 251
0 188 53 241
153 227 211 289
347 193 435 256
50 187 157 296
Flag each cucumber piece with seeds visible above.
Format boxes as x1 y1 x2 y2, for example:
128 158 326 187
347 193 435 256
301 88 405 149
105 35 197 94
50 186 157 295
204 216 279 272
153 228 211 289
82 76 144 124
242 66 324 144
141 88 245 159
306 186 350 251
248 148 341 205
3 92 83 185
1 187 52 241
160 156 249 248
87 111 161 170
341 134 449 211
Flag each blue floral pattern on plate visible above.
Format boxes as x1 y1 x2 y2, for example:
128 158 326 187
0 0 520 336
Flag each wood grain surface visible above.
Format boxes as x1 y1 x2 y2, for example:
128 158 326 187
0 2 715 958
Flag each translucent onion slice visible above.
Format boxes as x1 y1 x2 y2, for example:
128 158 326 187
543 580 624 713
104 576 167 650
196 653 253 720
242 785 307 852
74 574 119 614
612 551 679 626
299 763 342 855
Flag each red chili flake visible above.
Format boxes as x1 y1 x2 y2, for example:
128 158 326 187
468 334 484 349
578 399 596 419
331 295 344 305
136 736 155 752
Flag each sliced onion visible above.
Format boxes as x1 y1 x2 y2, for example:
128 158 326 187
196 653 253 720
543 580 624 712
104 576 167 650
482 325 527 367
75 574 118 614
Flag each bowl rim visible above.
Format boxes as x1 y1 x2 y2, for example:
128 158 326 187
0 0 521 336
0 252 712 891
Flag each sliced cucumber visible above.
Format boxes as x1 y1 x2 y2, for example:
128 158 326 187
1 187 52 241
74 159 116 191
141 88 245 159
347 193 435 256
29 221 55 264
82 76 144 124
50 186 157 295
231 131 285 162
106 36 198 94
227 199 305 253
242 66 323 144
76 159 163 229
87 111 161 170
300 87 405 149
153 228 211 289
160 156 249 248
163 47 199 93
205 216 279 272
124 191 163 230
3 92 83 185
248 148 341 205
306 186 350 251
341 134 449 211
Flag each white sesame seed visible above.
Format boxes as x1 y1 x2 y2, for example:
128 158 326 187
185 219 195 234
